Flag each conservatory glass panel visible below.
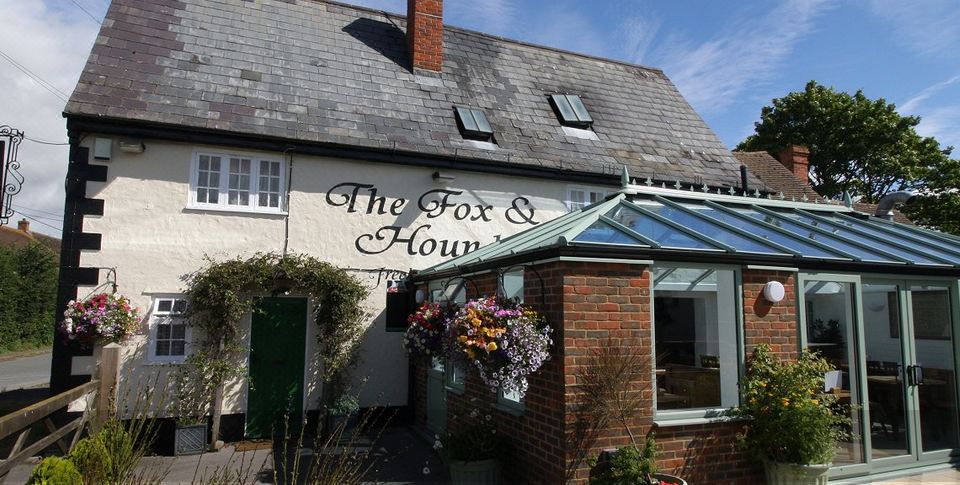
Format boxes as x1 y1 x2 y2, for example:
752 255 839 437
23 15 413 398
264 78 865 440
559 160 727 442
786 213 941 265
607 207 718 250
574 221 645 245
737 209 898 263
693 207 843 259
654 266 739 412
822 215 960 265
649 205 785 254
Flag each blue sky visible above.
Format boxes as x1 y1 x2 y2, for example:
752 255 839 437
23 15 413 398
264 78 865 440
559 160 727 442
1 0 958 235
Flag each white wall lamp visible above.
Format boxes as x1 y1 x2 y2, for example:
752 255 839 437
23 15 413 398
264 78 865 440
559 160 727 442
415 288 426 304
763 281 786 303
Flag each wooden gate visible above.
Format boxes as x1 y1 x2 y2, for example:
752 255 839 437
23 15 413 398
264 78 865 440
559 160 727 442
0 343 120 477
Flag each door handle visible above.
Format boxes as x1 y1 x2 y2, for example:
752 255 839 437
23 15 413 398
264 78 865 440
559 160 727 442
906 365 915 386
915 365 924 386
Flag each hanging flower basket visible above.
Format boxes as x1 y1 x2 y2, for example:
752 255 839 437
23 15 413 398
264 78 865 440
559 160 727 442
403 302 453 358
62 293 141 344
445 297 552 396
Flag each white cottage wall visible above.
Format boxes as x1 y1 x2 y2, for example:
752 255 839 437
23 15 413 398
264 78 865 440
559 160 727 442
72 136 586 411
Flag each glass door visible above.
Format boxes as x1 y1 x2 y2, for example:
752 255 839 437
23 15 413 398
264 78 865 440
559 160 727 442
862 281 912 465
800 275 867 469
905 283 959 456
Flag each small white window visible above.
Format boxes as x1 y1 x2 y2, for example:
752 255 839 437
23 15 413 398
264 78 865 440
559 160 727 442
498 388 524 411
190 152 285 213
446 361 465 393
567 187 606 212
500 268 524 303
148 297 190 363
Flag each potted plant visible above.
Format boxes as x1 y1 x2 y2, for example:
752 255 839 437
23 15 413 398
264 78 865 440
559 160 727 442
590 434 687 485
325 392 360 436
434 408 505 485
581 342 686 485
170 354 212 456
732 344 850 485
444 296 552 397
62 292 140 347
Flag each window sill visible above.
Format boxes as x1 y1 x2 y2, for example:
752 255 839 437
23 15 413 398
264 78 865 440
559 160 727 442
184 204 288 217
494 401 524 416
653 413 745 428
444 384 465 395
143 359 187 366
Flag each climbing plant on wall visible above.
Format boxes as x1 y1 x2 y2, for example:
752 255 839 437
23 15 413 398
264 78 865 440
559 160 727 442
181 252 370 441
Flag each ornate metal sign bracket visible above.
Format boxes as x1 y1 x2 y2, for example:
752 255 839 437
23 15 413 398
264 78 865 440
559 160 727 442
0 125 25 226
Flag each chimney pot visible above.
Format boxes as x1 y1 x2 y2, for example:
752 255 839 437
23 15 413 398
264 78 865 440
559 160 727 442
17 218 29 233
407 0 444 72
776 145 810 185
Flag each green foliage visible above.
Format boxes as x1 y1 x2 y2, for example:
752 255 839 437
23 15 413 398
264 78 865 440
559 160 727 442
436 409 507 463
732 344 850 465
69 437 110 484
328 393 360 417
27 457 82 485
181 252 369 414
97 420 137 482
0 243 58 353
589 435 660 485
738 80 960 234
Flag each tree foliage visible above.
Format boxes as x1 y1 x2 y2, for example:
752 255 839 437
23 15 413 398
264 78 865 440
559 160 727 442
738 81 960 233
0 242 58 353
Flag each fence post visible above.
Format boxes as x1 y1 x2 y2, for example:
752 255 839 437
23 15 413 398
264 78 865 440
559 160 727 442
95 343 121 429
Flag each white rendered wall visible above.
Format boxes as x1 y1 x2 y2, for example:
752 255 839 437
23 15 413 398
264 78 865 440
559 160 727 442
74 136 590 412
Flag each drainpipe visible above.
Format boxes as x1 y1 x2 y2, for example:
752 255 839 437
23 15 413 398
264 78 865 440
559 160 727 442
874 191 915 220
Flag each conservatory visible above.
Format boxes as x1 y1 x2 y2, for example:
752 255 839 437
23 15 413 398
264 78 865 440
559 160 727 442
408 177 960 483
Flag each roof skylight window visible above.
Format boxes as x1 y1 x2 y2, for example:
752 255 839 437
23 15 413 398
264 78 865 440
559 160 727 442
550 94 593 128
454 107 494 141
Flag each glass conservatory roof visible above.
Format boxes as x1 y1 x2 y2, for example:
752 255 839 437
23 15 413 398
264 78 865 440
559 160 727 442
417 185 960 276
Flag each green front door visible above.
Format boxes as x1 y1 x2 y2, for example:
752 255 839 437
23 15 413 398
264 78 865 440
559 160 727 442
245 297 307 439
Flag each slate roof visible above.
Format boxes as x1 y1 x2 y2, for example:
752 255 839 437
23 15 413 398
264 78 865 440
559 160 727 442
66 0 759 188
732 151 913 224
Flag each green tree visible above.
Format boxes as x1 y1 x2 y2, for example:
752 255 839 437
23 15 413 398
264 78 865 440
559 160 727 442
738 81 960 234
0 242 58 353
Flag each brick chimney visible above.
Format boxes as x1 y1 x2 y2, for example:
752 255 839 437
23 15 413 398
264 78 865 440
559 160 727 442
407 0 443 72
17 218 29 233
776 145 810 185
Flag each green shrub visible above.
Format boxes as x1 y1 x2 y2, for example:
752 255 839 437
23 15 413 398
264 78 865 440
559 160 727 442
732 344 850 465
97 420 137 482
27 456 82 485
589 434 660 485
69 437 110 484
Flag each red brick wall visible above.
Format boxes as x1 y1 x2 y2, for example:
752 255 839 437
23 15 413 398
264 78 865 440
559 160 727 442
407 0 443 71
414 265 800 484
743 270 798 360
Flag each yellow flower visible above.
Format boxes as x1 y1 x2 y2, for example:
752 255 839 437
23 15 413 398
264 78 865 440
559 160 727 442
486 342 498 352
782 398 790 406
459 335 469 343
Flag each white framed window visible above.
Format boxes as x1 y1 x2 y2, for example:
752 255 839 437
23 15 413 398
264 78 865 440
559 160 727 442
148 297 191 363
498 388 524 413
189 152 285 213
567 186 606 212
445 360 465 393
653 265 740 418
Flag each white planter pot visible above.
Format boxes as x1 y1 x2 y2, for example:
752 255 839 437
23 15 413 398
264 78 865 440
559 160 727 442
764 461 830 485
449 458 500 485
652 472 688 485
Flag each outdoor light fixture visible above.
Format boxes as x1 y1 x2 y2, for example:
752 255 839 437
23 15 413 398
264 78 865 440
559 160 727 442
432 171 455 182
763 281 786 303
118 139 145 154
415 289 426 304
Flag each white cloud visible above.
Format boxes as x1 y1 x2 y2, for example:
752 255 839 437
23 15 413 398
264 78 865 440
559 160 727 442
866 0 960 58
899 74 960 113
0 0 101 236
639 0 833 115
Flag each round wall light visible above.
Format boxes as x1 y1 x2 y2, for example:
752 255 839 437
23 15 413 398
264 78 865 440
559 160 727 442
415 289 426 304
763 281 786 303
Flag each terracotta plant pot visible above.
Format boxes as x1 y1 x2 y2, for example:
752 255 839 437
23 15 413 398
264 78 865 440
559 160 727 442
764 460 830 485
449 458 500 485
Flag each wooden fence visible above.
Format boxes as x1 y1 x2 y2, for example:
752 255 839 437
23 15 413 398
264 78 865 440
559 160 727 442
0 343 120 477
